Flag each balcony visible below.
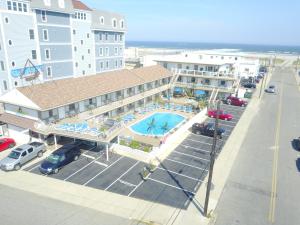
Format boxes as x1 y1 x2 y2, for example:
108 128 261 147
175 81 234 93
172 68 235 80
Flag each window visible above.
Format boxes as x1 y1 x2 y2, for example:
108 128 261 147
83 14 86 20
100 62 103 69
14 81 18 86
114 34 118 41
114 47 118 55
87 33 90 38
112 19 117 28
4 17 9 24
74 12 78 19
46 67 52 77
105 47 109 56
29 29 34 39
7 1 12 10
100 16 104 24
115 60 118 68
119 47 123 55
74 46 77 52
99 33 102 41
88 49 90 54
82 70 85 75
12 2 17 11
32 50 37 60
43 29 48 41
75 62 78 67
120 60 123 67
120 20 124 28
88 64 91 68
81 55 84 60
8 40 12 46
17 2 22 11
105 33 108 41
220 80 226 86
3 81 7 91
45 49 50 60
120 34 123 41
81 40 83 45
99 47 103 56
0 61 5 71
73 29 76 35
28 148 33 153
106 61 109 68
21 151 27 157
41 10 47 22
23 3 27 12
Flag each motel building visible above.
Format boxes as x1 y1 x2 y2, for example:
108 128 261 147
0 65 172 153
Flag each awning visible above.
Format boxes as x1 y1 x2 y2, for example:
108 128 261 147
0 113 36 131
194 90 206 96
174 87 183 93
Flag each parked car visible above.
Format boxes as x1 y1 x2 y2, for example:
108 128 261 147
39 144 81 174
295 137 300 150
0 142 46 171
243 83 256 89
265 85 276 93
207 110 233 121
192 122 225 138
0 138 16 152
225 96 248 107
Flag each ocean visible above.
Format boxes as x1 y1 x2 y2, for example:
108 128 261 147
126 41 300 55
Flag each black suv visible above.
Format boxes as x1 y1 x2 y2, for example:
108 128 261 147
243 83 256 89
39 144 81 174
192 123 225 138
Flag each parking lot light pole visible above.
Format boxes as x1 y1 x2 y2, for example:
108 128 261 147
204 99 220 217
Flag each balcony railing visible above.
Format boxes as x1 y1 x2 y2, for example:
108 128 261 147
172 68 234 78
175 81 234 91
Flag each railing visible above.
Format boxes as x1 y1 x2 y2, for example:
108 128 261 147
171 68 235 78
175 81 234 91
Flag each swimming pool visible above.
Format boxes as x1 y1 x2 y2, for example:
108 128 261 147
130 112 185 136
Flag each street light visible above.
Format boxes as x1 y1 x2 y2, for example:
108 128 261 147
204 99 220 217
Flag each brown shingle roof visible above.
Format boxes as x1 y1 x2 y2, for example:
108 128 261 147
72 0 92 11
17 65 172 111
0 113 36 130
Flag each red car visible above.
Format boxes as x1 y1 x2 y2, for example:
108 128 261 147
226 96 248 107
0 138 16 152
207 110 233 121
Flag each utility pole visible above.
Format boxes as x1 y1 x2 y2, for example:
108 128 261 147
204 99 220 217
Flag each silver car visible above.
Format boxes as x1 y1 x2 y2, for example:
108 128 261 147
0 142 46 171
265 85 276 93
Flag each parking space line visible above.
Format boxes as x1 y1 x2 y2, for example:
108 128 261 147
82 153 96 160
185 138 212 145
128 180 144 197
64 153 105 181
181 144 211 153
218 123 235 128
157 167 204 182
173 150 210 162
148 178 195 195
165 158 208 171
83 156 124 186
105 161 140 191
94 161 108 167
119 179 137 187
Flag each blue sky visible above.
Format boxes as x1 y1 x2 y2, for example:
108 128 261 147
82 0 300 46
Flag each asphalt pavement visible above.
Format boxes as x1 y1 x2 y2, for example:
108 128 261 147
214 66 300 225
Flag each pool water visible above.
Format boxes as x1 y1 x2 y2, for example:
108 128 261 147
131 112 185 136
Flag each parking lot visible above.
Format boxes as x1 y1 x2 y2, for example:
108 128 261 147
24 103 245 209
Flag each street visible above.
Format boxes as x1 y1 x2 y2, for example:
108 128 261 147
215 66 300 225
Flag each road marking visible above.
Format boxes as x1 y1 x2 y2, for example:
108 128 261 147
128 180 144 197
173 150 210 162
119 179 137 187
268 82 283 223
157 167 203 182
28 164 40 172
64 153 105 181
105 161 140 191
83 156 124 186
94 161 108 167
148 177 195 195
185 138 212 145
181 144 211 153
82 153 96 160
165 158 208 171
